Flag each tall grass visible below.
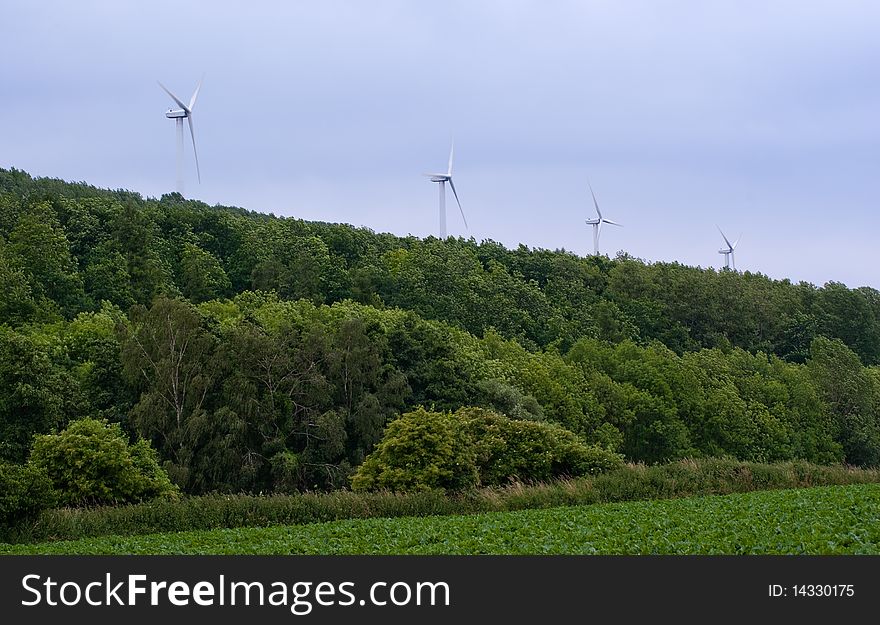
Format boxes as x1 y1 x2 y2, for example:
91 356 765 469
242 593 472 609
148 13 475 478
7 458 879 544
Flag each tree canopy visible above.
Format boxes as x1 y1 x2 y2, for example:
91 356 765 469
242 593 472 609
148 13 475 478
2 167 879 498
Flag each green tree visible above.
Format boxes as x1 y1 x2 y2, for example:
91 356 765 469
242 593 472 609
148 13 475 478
807 337 880 465
121 296 220 489
28 418 178 506
221 317 328 491
351 407 476 492
178 242 231 303
83 242 136 310
64 304 132 421
325 317 410 466
7 202 86 316
813 283 880 365
0 327 71 462
351 407 622 492
112 200 168 305
0 237 45 324
0 462 56 536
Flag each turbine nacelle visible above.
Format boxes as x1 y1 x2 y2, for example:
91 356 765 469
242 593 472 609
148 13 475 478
716 226 741 270
425 141 466 236
159 77 203 189
585 183 622 255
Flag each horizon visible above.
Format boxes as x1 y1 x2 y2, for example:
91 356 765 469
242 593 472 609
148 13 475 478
2 1 877 290
3 164 854 293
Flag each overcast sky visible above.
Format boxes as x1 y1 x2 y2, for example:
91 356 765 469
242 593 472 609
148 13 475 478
2 1 878 288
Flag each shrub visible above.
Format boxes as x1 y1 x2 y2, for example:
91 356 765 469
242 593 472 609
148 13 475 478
459 407 623 485
0 462 56 536
351 407 623 492
13 459 880 545
28 418 179 506
351 408 477 492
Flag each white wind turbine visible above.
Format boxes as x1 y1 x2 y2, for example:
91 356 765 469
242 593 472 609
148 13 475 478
585 184 622 255
424 141 467 238
717 226 741 270
158 77 203 195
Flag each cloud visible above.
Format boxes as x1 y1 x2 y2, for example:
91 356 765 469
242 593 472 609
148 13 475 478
1 0 877 288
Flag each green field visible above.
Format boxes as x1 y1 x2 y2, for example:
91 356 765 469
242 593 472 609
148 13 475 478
4 483 879 555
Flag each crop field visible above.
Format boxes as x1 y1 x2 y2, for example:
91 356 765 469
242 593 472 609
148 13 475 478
3 483 879 555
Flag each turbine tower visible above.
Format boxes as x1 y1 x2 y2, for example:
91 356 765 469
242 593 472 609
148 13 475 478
424 141 466 238
585 184 622 255
717 226 741 270
159 77 203 195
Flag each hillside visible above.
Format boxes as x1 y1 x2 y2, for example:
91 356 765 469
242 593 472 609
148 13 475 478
3 168 879 361
2 168 880 499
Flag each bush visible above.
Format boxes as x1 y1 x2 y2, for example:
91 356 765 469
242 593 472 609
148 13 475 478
351 407 623 492
0 462 56 536
460 407 623 485
28 418 179 506
12 459 880 545
351 408 477 492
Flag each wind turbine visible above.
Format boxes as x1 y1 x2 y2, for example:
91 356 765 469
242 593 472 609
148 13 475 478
717 226 741 270
585 184 622 255
424 141 467 238
158 77 203 195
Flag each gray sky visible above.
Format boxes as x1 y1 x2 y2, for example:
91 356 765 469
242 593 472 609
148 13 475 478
2 1 878 288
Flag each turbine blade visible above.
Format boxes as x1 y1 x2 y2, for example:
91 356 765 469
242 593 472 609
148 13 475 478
589 183 602 219
448 177 467 229
188 75 204 111
603 219 623 227
158 81 190 113
732 233 742 249
716 224 733 249
187 116 201 183
447 140 454 177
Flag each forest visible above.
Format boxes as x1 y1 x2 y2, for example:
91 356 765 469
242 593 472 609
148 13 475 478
2 167 880 519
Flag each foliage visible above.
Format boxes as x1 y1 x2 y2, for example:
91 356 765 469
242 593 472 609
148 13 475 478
6 458 878 544
3 167 880 505
0 462 56 536
0 326 74 462
807 337 880 465
121 296 221 491
351 407 623 492
459 407 624 484
28 418 178 507
5 167 880 364
178 242 231 303
351 408 474 492
5 202 86 317
5 483 880 554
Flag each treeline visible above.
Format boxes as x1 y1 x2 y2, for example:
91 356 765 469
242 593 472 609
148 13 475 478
2 168 880 363
2 168 880 501
3 293 880 496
